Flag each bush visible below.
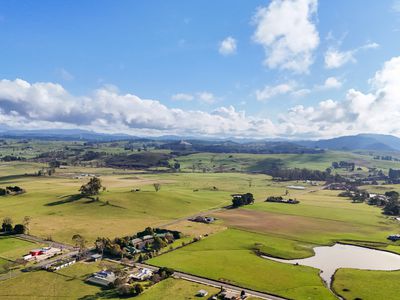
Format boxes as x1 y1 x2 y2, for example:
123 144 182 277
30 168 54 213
13 224 25 234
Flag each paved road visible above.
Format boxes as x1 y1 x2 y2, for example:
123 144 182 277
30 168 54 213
135 263 287 300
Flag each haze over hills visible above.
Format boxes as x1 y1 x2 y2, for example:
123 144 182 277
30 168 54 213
1 129 400 152
298 134 400 152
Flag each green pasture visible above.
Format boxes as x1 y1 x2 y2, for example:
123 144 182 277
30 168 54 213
149 228 336 300
0 262 105 299
0 163 272 243
137 278 219 300
0 236 36 260
174 151 400 173
333 269 400 300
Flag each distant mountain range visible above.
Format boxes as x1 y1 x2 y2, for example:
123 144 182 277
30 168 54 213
298 134 400 152
0 129 400 152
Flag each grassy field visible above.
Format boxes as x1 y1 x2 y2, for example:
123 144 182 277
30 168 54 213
1 154 400 299
149 185 400 299
237 189 400 254
0 262 104 299
0 236 37 261
174 151 400 173
0 163 273 243
137 278 219 300
149 228 336 300
333 269 400 300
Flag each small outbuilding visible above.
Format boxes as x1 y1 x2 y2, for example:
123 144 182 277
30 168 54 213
91 253 102 262
197 289 208 297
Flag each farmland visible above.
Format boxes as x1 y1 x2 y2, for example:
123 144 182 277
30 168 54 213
149 228 337 300
0 262 106 299
0 140 400 299
333 269 400 300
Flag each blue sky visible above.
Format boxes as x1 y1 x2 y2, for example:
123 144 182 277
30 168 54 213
0 0 399 138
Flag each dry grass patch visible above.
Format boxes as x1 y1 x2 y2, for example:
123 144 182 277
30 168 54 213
212 208 361 239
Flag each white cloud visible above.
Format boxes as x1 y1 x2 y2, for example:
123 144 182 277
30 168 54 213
171 92 216 104
324 42 380 69
1 56 400 139
197 92 216 104
256 83 295 101
219 37 237 55
324 48 355 69
361 42 380 50
291 88 311 97
171 93 194 101
252 0 319 73
321 77 342 89
279 56 400 138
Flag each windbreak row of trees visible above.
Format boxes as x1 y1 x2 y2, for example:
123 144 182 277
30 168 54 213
1 216 31 234
266 168 344 182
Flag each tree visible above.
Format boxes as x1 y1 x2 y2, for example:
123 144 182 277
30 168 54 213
153 183 161 192
385 191 399 200
1 217 13 232
23 216 31 235
134 283 144 295
231 193 254 208
150 273 161 284
13 224 25 234
117 283 134 296
72 234 87 257
157 267 174 279
153 236 167 251
79 177 102 196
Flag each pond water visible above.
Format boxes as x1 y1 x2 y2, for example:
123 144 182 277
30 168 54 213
262 243 400 287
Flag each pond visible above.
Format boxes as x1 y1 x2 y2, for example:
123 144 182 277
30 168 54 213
262 243 400 287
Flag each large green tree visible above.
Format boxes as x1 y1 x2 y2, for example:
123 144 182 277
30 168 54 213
79 177 102 196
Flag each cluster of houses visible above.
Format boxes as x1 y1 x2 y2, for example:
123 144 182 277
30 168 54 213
23 247 62 262
86 267 154 287
125 232 175 255
73 173 96 179
189 215 215 224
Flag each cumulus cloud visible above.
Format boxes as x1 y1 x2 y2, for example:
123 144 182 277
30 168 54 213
0 79 266 137
324 42 380 69
279 56 400 138
0 56 399 138
320 77 342 89
252 0 319 73
219 37 237 55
